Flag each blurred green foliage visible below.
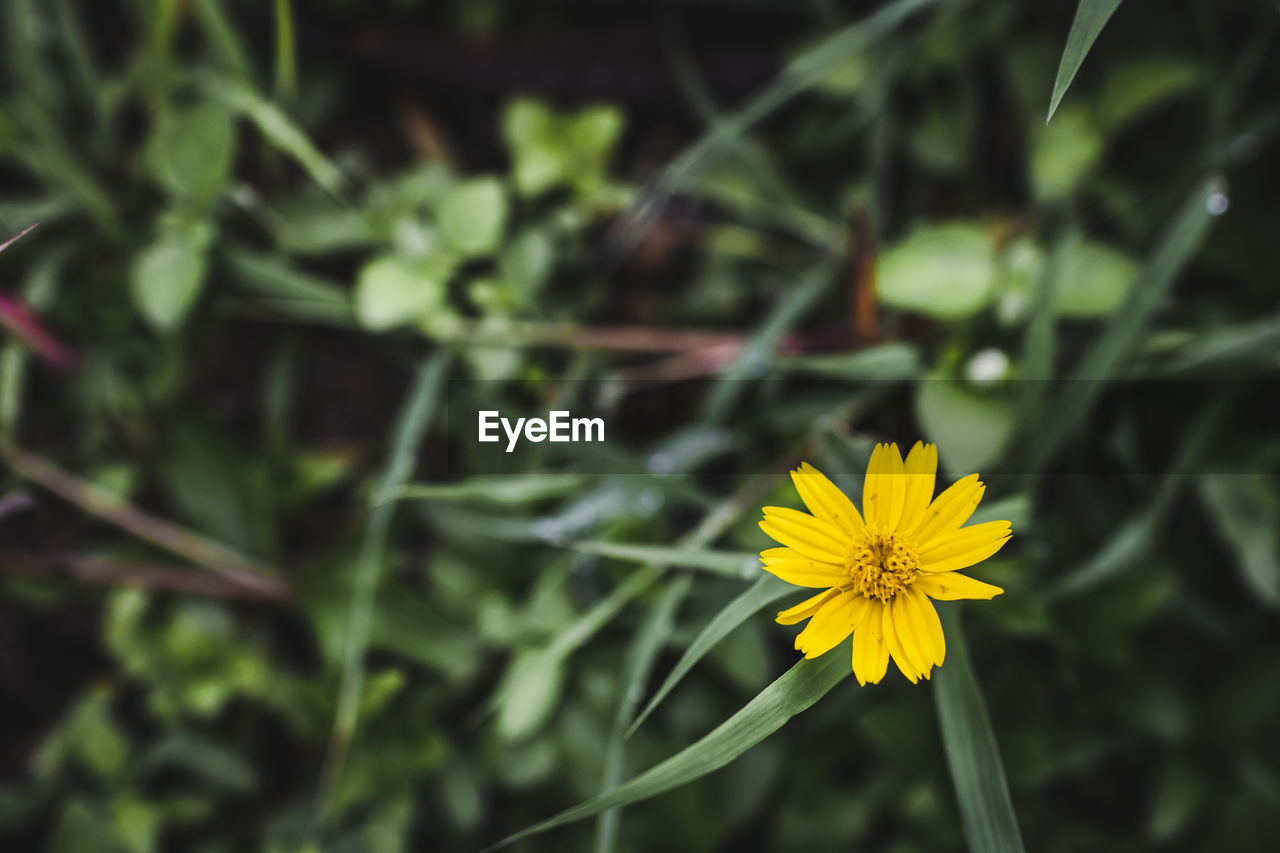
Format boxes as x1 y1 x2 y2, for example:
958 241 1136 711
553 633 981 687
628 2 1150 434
2 1 1280 852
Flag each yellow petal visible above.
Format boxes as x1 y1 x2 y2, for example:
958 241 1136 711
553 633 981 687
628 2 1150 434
760 548 846 588
863 443 906 529
759 506 848 563
896 442 938 534
851 602 889 686
911 474 984 545
914 571 1004 601
907 587 946 666
776 588 840 625
890 596 933 677
880 600 920 683
795 592 868 659
791 462 865 536
919 521 1012 565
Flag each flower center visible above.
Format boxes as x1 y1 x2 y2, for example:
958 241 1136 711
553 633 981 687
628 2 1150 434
843 523 920 602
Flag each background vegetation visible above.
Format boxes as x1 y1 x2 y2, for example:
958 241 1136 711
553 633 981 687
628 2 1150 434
2 1 1279 851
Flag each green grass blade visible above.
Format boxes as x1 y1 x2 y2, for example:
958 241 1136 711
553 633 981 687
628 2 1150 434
934 608 1025 853
205 76 345 197
1047 396 1232 599
603 0 940 258
223 249 355 325
627 574 793 738
314 353 450 825
1031 179 1215 475
1047 0 1125 123
479 564 667 729
560 540 760 579
487 648 850 850
385 474 590 506
273 0 297 102
192 0 253 80
701 259 837 423
595 574 692 853
776 342 922 380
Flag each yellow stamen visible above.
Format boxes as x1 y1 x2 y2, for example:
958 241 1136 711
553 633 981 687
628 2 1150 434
843 523 920 602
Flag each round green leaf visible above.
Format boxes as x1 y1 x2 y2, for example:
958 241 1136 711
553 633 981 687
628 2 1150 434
879 224 997 320
146 101 236 203
129 236 209 332
438 178 508 257
1030 105 1103 201
1056 240 1138 317
355 253 451 332
916 379 1016 476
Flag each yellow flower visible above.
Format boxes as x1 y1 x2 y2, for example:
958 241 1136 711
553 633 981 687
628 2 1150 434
758 442 1010 685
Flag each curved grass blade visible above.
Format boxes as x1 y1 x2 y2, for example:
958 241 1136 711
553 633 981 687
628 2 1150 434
595 574 692 853
384 474 589 506
934 608 1025 853
1047 0 1125 123
600 0 941 263
487 646 850 850
560 540 760 580
1047 395 1232 600
627 574 792 738
1030 179 1215 475
314 353 450 827
205 76 345 197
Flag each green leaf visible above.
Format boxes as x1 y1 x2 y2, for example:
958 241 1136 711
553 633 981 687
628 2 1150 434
439 177 508 257
206 76 344 196
1098 58 1199 130
488 648 850 850
1047 0 1125 123
498 228 555 295
225 248 355 325
878 224 997 320
777 342 921 380
1054 240 1138 317
596 575 691 852
1198 474 1280 608
934 607 1025 853
129 227 211 332
317 353 450 826
387 475 589 506
1029 105 1103 201
915 380 1016 477
145 100 235 203
628 575 793 737
354 253 452 332
497 648 567 742
561 540 760 579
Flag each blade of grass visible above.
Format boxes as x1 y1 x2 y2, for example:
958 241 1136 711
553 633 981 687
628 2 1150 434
595 574 692 853
205 76 345 197
487 647 851 850
627 574 793 738
273 0 297 103
1 447 287 599
313 352 450 829
558 540 760 580
192 0 254 81
0 221 39 255
934 607 1025 853
384 475 590 506
600 0 940 262
1047 0 1125 123
224 248 355 325
1047 394 1232 599
701 259 837 422
1030 178 1215 476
